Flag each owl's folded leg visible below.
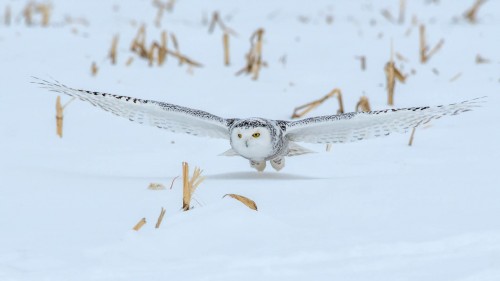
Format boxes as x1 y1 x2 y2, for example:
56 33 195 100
250 160 266 172
270 157 285 171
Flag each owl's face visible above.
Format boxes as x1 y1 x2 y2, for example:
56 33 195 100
230 126 273 161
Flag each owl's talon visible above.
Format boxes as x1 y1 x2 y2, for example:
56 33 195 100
250 160 266 172
270 157 285 171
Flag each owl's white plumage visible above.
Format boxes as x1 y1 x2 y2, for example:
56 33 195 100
33 78 483 171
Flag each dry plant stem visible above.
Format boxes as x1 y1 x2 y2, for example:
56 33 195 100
326 144 332 152
182 162 190 211
91 62 98 76
166 0 176 12
182 163 205 211
109 35 119 65
223 194 258 211
170 33 184 66
381 9 394 23
208 11 237 36
129 26 201 68
147 43 158 66
408 127 416 146
420 24 444 63
189 167 205 194
132 218 147 231
154 4 164 27
449 72 462 82
387 40 395 105
125 57 134 66
385 62 406 106
165 49 202 67
355 96 371 112
419 25 426 63
155 207 166 228
158 31 168 65
148 183 165 190
250 29 264 80
36 4 51 26
236 28 265 79
399 0 406 24
131 25 148 58
23 3 33 25
208 11 219 33
395 52 408 62
386 62 395 106
291 89 344 119
169 176 179 189
5 6 11 26
426 39 444 61
356 56 366 71
475 54 489 64
223 32 230 66
55 96 76 138
464 0 486 23
56 96 63 138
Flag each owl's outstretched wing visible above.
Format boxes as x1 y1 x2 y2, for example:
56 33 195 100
33 78 232 139
284 98 483 144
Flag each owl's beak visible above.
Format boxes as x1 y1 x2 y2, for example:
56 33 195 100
245 140 249 147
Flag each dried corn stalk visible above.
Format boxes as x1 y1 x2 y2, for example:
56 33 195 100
23 2 51 26
223 194 257 211
109 34 119 65
148 183 165 190
475 54 490 64
291 88 344 119
129 26 201 68
170 33 184 66
449 72 462 82
399 0 406 24
381 9 394 23
36 3 51 26
355 56 366 71
125 57 134 66
56 96 63 138
223 32 230 66
153 1 164 27
147 42 159 66
55 96 75 138
158 31 168 65
130 25 148 58
23 3 34 25
236 28 265 80
419 24 444 64
182 162 205 211
355 96 371 112
408 128 416 146
91 62 98 76
208 11 237 36
385 44 406 106
132 218 147 231
155 207 166 228
464 0 486 23
4 6 11 26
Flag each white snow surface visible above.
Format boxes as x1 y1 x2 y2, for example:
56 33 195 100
1 0 500 280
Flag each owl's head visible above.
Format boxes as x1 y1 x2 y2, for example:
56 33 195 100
229 119 273 160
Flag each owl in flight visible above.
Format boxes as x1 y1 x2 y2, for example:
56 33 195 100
34 78 482 172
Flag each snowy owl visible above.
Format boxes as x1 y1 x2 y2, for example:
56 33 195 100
33 78 482 172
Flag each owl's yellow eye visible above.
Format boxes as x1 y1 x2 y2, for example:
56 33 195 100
252 133 261 138
237 133 242 138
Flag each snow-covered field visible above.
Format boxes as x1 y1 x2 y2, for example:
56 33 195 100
1 0 500 280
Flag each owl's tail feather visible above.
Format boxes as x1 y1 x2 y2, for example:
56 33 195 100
219 148 239 157
287 142 316 157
